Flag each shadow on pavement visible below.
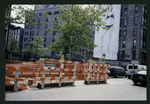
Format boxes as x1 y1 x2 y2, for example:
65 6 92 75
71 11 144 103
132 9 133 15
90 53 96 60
109 76 126 79
132 83 147 87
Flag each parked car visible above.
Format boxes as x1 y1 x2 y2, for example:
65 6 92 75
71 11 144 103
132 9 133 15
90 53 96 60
132 70 147 85
107 66 126 78
125 64 147 79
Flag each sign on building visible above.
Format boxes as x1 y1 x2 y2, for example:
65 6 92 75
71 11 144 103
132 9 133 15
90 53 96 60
93 4 121 60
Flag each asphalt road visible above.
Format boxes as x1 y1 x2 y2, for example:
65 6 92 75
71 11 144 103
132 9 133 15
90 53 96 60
5 77 146 101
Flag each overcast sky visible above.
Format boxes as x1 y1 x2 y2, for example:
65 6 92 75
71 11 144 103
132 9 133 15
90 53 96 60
11 5 34 28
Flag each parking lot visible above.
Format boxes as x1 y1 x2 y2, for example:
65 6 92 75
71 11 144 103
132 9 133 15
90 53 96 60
5 77 146 101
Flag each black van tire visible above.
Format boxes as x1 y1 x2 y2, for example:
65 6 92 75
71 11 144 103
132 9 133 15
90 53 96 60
115 74 119 78
128 76 131 79
133 81 137 85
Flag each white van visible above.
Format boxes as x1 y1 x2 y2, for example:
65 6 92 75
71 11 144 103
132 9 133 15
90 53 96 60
125 64 147 79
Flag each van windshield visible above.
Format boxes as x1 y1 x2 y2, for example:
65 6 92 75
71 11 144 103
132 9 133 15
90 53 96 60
129 65 132 69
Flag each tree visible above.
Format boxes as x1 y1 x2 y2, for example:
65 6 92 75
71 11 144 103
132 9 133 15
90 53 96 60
47 4 109 60
22 35 47 61
5 4 48 59
10 38 20 56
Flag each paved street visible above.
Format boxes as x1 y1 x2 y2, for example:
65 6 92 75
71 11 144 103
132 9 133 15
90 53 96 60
5 77 146 101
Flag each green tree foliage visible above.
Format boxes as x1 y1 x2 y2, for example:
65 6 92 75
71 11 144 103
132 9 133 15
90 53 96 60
22 35 47 60
47 4 109 60
10 38 20 55
5 5 48 27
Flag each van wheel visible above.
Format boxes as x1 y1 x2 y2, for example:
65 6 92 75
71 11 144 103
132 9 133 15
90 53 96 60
128 76 131 79
115 74 118 78
133 81 137 85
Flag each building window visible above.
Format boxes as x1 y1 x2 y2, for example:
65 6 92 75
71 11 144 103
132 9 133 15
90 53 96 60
122 40 126 48
38 18 40 23
135 5 138 13
45 19 48 22
37 31 39 35
133 39 137 47
32 19 35 22
119 30 122 36
29 38 32 42
30 31 32 35
24 38 26 42
45 25 48 29
30 31 34 36
124 18 127 26
47 12 52 15
24 44 28 48
37 25 39 29
43 44 46 47
124 8 128 15
53 32 55 35
52 37 55 42
53 11 59 15
123 29 127 36
134 28 137 35
32 31 34 36
44 5 49 8
44 31 47 35
118 50 121 57
142 29 146 49
54 17 57 21
121 9 123 16
143 29 146 38
39 13 42 16
144 18 146 26
82 49 85 52
132 50 136 60
26 32 29 35
142 41 146 49
134 17 138 25
122 50 125 59
44 38 46 42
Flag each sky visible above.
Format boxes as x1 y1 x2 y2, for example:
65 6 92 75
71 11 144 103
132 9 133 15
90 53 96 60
11 5 35 28
10 4 105 28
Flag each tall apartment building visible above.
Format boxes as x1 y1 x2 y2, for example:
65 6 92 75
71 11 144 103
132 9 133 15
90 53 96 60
22 4 95 60
11 27 24 53
118 4 147 65
5 24 15 59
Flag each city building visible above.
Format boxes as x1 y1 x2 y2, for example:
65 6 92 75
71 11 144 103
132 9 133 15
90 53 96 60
11 27 24 54
118 4 147 65
5 24 15 59
22 4 95 61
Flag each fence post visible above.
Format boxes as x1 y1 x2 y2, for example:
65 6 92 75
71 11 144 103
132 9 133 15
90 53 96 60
84 64 85 80
41 70 45 89
88 64 91 85
59 61 63 87
97 65 100 84
14 67 19 92
105 65 107 84
73 63 76 86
